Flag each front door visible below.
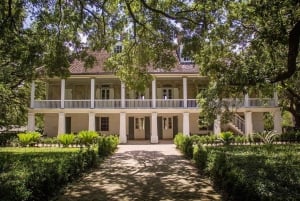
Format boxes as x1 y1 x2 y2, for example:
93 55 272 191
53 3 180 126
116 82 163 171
65 117 71 134
173 116 178 138
157 116 163 140
128 117 134 140
145 116 150 140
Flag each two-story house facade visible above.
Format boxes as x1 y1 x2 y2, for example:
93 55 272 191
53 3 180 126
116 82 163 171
27 50 282 143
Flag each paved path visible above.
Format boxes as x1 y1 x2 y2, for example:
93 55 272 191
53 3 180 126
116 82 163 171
54 143 222 201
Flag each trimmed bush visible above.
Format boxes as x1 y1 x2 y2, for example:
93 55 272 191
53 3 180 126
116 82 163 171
98 135 119 157
195 145 300 201
0 148 97 201
0 132 18 146
193 143 208 171
78 130 99 148
174 133 185 149
17 131 41 147
218 131 234 145
57 133 75 147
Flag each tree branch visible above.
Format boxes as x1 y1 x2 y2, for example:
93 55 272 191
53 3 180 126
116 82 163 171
272 20 300 83
139 0 200 25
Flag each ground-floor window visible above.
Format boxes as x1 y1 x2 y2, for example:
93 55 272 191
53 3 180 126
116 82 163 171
100 117 109 131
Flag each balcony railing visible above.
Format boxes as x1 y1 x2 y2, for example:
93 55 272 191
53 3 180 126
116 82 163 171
34 100 61 108
33 98 276 109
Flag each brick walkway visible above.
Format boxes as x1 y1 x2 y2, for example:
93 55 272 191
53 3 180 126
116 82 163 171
53 143 222 201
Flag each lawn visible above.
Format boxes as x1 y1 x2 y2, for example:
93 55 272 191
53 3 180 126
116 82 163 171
0 147 97 201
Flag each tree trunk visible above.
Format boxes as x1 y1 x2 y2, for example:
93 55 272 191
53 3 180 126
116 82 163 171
294 103 300 128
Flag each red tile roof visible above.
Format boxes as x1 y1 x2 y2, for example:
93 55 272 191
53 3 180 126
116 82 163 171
69 50 199 75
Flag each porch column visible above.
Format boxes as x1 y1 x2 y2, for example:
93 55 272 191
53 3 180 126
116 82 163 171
30 81 35 108
183 77 187 108
183 112 190 136
244 111 253 136
61 79 65 109
273 109 282 134
88 112 95 131
121 82 125 108
119 112 127 143
213 114 221 134
273 91 278 107
244 93 249 107
58 112 66 134
151 112 158 143
27 113 35 131
152 79 156 108
90 78 95 108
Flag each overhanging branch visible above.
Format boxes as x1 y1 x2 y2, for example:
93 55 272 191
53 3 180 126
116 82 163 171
272 20 300 83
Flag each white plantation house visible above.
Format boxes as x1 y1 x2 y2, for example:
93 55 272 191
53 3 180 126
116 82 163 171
27 48 282 144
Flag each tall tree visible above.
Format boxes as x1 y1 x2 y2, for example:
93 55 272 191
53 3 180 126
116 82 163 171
0 0 299 127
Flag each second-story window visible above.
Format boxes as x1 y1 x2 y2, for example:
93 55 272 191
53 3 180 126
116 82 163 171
114 45 122 53
101 85 110 99
163 88 172 99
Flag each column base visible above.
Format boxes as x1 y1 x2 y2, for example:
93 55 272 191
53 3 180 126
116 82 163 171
119 135 127 144
151 135 159 144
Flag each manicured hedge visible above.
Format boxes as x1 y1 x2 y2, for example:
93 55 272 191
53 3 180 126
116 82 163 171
0 147 97 201
0 131 18 146
98 135 119 157
193 144 300 201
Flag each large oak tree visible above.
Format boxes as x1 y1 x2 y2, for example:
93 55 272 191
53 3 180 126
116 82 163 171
0 0 299 128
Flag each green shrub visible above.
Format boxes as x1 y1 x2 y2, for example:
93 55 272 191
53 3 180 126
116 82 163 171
234 135 248 145
193 143 208 171
280 131 300 142
197 145 300 201
78 130 99 147
17 132 41 147
0 148 97 201
174 133 185 149
182 137 194 159
0 132 18 146
98 135 119 157
218 131 234 145
254 130 281 144
58 134 75 147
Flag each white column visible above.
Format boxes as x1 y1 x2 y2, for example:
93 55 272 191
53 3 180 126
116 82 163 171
91 78 95 108
119 112 127 143
151 112 158 143
27 113 35 131
244 93 249 107
244 111 253 136
152 79 156 108
183 77 187 108
61 79 65 109
273 91 278 107
30 81 35 108
213 114 221 134
121 82 125 108
88 112 95 131
273 109 282 134
58 112 66 135
183 112 190 136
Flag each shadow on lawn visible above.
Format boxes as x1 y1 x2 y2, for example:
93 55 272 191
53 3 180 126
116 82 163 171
53 148 222 201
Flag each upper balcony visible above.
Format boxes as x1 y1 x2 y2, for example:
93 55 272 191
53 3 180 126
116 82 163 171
32 98 277 109
30 77 279 110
